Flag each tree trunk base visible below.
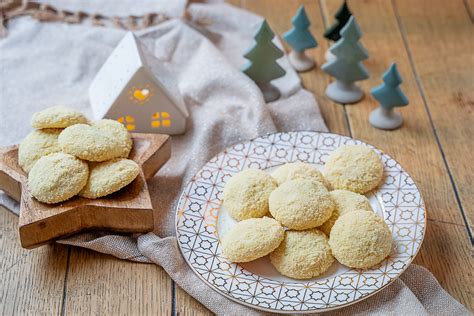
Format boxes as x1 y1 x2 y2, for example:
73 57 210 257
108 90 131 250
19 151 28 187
257 82 280 103
288 50 315 72
325 80 364 104
369 107 403 130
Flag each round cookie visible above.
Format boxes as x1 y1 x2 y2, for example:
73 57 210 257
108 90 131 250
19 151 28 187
323 145 384 194
58 120 131 161
93 119 132 158
270 229 334 279
18 129 62 173
79 158 139 199
28 153 88 204
221 217 284 262
31 105 88 129
269 179 334 230
272 162 331 189
319 190 372 235
223 169 277 221
329 210 392 269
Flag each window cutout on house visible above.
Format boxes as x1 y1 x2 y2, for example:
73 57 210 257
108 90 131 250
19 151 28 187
151 112 171 128
117 115 136 131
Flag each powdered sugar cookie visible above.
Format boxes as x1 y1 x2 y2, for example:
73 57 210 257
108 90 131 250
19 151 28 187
31 106 88 129
329 210 392 269
79 158 139 199
93 119 132 158
18 129 62 173
58 120 131 161
272 162 331 189
270 229 334 279
323 145 384 194
319 190 372 235
28 153 88 204
221 217 284 262
269 179 335 230
223 169 278 221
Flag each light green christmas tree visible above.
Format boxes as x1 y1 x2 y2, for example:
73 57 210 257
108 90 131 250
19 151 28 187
369 63 409 130
322 16 369 104
242 20 286 102
283 5 318 72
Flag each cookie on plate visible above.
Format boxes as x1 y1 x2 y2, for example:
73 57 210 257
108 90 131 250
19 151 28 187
31 105 88 129
221 217 284 262
28 153 88 204
269 179 334 230
319 190 372 235
270 229 334 279
79 158 139 199
329 210 392 269
18 129 62 173
93 119 132 158
223 169 277 221
272 162 331 189
58 120 131 161
323 145 384 194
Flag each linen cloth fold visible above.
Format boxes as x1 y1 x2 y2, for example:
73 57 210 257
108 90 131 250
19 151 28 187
0 1 470 315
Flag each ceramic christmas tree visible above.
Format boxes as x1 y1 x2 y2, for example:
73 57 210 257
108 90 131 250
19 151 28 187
242 20 286 102
283 5 318 72
322 16 369 104
323 1 352 61
369 63 409 130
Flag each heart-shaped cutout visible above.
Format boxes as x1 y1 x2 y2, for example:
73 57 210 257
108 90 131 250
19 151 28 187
133 88 150 101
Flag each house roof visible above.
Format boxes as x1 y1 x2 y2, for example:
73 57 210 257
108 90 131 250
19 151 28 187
89 32 188 119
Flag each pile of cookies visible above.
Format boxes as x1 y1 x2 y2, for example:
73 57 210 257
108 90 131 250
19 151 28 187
221 145 392 279
18 106 139 204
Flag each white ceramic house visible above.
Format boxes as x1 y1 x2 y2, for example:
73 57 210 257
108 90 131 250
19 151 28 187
89 32 188 135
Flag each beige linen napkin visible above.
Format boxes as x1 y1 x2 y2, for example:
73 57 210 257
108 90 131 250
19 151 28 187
0 1 470 315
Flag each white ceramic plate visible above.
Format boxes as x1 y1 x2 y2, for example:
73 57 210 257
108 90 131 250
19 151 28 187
175 131 426 313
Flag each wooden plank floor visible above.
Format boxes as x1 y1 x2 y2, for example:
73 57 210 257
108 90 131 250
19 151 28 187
1 0 472 314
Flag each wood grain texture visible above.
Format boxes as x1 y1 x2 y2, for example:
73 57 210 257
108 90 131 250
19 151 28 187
0 206 69 315
393 0 474 235
322 0 473 309
64 248 173 315
414 220 474 309
322 0 466 226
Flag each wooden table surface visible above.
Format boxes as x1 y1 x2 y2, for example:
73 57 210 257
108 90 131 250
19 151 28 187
1 0 473 314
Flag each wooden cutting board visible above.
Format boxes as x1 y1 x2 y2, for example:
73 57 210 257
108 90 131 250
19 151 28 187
0 133 171 249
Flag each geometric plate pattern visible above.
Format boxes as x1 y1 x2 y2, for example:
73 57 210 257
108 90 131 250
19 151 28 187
175 131 426 313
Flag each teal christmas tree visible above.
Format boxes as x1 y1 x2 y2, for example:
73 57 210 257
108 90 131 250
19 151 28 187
322 16 369 104
283 5 318 72
369 63 409 130
371 63 409 109
242 20 286 102
324 1 352 42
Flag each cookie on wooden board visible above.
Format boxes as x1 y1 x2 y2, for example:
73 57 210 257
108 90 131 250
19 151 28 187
18 129 62 173
28 153 89 204
79 158 139 199
93 119 132 158
58 120 132 161
31 105 88 129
